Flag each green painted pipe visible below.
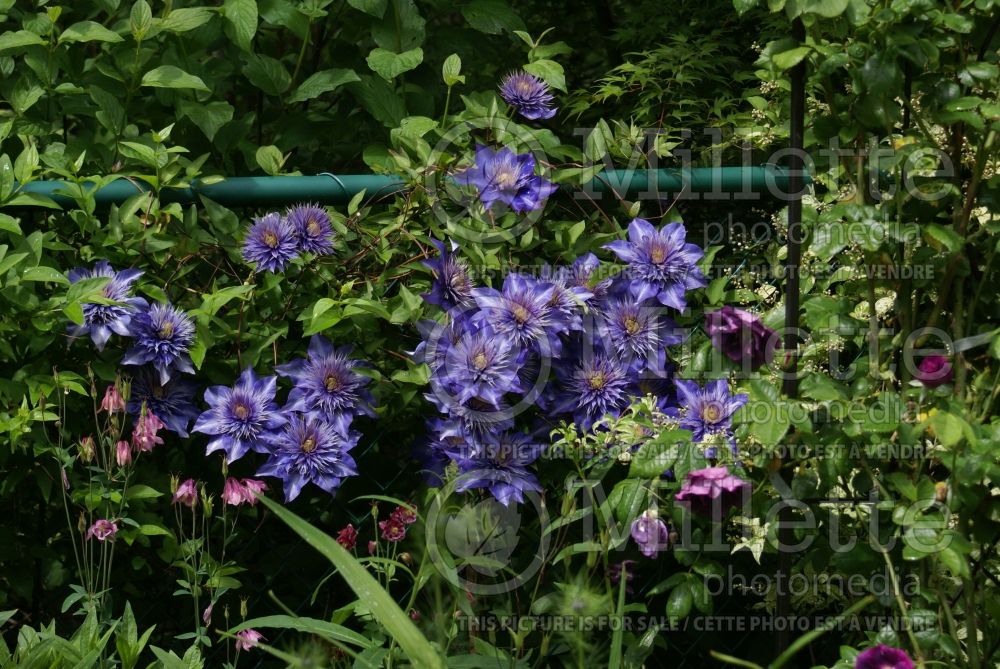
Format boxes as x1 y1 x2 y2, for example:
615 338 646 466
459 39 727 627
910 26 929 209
11 166 808 209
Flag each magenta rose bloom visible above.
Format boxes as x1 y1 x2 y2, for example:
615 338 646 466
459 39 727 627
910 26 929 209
854 645 913 669
915 355 952 387
674 466 750 516
705 306 777 370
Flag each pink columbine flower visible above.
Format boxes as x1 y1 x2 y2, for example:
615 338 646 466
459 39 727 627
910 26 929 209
132 411 165 452
222 477 246 506
235 629 264 652
202 603 213 626
100 385 126 413
173 479 198 508
115 440 132 467
240 479 267 505
86 519 118 542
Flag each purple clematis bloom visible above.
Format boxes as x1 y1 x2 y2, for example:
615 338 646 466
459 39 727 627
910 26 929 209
631 510 670 558
603 218 707 310
126 366 201 437
276 335 376 421
600 299 682 366
553 351 633 432
258 413 359 502
421 239 475 311
67 261 147 351
499 70 558 120
674 466 750 516
454 145 557 213
915 355 953 388
193 367 286 463
242 212 299 273
854 645 913 669
438 325 525 407
472 274 562 353
286 203 335 256
122 303 195 385
450 430 543 506
675 379 747 443
705 306 777 370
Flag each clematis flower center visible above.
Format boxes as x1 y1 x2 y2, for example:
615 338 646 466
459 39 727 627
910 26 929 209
511 304 530 324
589 372 607 390
494 167 518 189
306 219 322 236
472 351 489 370
624 317 641 335
233 403 249 420
263 231 279 248
300 437 317 453
158 321 174 338
325 374 341 392
649 244 667 265
702 403 722 423
517 80 533 95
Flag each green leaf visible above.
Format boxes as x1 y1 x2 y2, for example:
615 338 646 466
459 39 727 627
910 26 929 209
350 76 406 127
348 0 388 17
923 224 963 252
223 0 258 52
523 59 565 92
371 0 424 50
231 615 373 649
666 583 693 620
141 66 210 92
257 497 446 668
288 68 361 103
178 100 234 141
126 485 163 500
928 411 966 447
22 266 69 284
139 524 171 537
792 0 848 17
255 146 285 175
161 7 215 32
0 30 46 52
442 53 464 86
772 46 811 69
733 0 760 14
461 0 524 34
243 54 291 96
130 0 153 41
59 21 124 44
367 47 424 81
